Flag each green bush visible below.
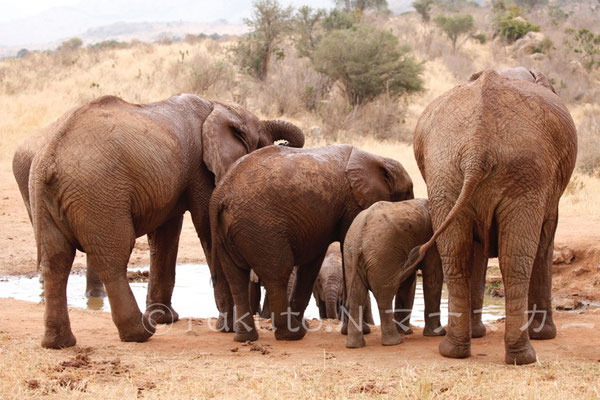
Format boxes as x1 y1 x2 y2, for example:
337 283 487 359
412 0 437 23
434 14 475 52
495 15 539 43
533 37 553 54
313 25 423 105
564 28 600 71
292 6 326 59
334 0 388 12
471 32 487 44
57 37 83 52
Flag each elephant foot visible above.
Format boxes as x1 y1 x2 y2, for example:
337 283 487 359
346 334 366 348
423 325 446 337
397 324 413 335
274 325 307 341
216 313 235 333
41 330 77 349
119 315 155 343
505 342 537 365
529 319 556 340
234 328 259 343
381 332 403 346
362 323 371 335
85 288 107 298
471 320 486 338
439 335 471 359
144 304 179 325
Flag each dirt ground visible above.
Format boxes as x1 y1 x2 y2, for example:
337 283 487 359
1 159 600 398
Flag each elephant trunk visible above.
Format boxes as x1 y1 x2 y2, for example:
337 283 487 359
261 120 305 148
324 276 342 320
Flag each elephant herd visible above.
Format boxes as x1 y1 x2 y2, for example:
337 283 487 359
12 67 577 365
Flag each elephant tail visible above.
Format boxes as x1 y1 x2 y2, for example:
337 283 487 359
402 164 491 272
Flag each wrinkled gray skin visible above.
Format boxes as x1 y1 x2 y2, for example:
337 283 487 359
13 94 304 349
249 268 296 318
344 199 446 348
210 144 414 342
312 242 374 323
406 67 577 365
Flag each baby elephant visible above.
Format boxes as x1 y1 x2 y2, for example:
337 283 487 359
344 199 445 348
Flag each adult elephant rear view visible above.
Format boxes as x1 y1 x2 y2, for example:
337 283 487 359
405 67 577 364
16 94 304 348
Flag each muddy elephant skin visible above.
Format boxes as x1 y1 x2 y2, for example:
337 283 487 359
406 68 577 365
209 144 414 342
345 199 446 348
13 94 304 349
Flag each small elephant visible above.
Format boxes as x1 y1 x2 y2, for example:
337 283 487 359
406 67 577 364
312 242 374 323
344 199 445 348
209 144 414 342
15 94 304 348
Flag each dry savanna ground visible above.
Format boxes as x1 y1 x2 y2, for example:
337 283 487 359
1 8 600 399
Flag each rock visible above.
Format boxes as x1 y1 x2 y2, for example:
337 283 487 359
554 298 584 311
513 31 546 55
553 246 575 264
530 53 546 61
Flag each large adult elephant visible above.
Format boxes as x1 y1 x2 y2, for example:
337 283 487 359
16 94 304 349
405 67 577 364
209 144 414 342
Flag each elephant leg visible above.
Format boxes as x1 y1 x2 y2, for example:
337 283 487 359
217 248 257 342
528 215 558 340
363 296 375 325
290 256 326 320
145 215 183 324
265 276 305 341
470 243 487 338
497 205 543 365
377 290 403 346
437 216 474 360
345 270 372 348
260 292 271 319
422 247 446 336
85 222 154 343
85 258 106 298
394 271 416 335
206 241 234 333
40 222 77 349
249 280 262 316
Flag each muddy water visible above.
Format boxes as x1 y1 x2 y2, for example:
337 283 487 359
0 263 506 327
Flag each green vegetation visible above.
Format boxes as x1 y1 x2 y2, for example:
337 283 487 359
494 13 539 43
57 37 83 52
533 37 553 54
412 0 437 23
313 25 423 105
292 6 326 59
565 28 600 71
434 14 475 52
231 0 293 79
471 32 487 44
334 0 389 12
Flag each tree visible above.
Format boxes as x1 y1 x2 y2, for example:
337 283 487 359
565 28 600 71
313 26 423 105
232 0 293 79
57 37 83 52
292 6 326 59
434 14 475 52
334 0 388 12
412 0 437 23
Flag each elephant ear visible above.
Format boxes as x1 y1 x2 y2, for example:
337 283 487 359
346 147 393 209
202 103 259 182
529 67 557 94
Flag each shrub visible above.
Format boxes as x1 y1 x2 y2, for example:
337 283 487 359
471 32 487 44
16 48 30 58
322 9 359 31
434 14 475 52
88 40 128 50
313 25 423 105
564 28 600 71
334 0 388 12
292 6 326 59
231 0 293 80
412 0 437 23
533 37 553 54
495 14 539 43
57 37 83 52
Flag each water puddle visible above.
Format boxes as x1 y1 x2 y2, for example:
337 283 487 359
0 263 507 327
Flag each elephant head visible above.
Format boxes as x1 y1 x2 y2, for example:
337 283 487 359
202 102 305 182
345 147 414 210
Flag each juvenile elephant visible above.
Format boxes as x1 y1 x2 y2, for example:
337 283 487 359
17 94 304 348
405 67 577 364
345 199 445 348
312 242 374 323
209 144 414 342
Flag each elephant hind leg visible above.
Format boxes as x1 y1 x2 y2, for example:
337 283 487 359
394 271 416 335
145 215 184 325
345 270 371 348
497 203 544 365
84 223 155 343
528 213 558 340
470 243 488 338
85 258 106 298
39 220 77 349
